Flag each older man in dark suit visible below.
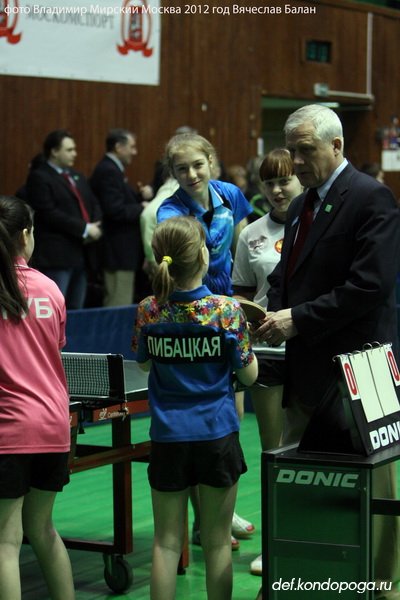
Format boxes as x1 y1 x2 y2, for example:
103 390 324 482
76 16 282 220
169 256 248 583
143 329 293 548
26 129 102 309
90 129 150 307
256 104 400 597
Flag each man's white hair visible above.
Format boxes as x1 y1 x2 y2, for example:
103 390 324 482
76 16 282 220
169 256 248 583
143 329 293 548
284 104 344 145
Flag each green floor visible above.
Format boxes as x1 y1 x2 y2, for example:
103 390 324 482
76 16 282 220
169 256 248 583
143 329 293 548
20 413 264 599
19 412 400 599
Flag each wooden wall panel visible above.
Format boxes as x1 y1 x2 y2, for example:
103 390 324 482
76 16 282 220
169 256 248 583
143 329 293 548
1 0 400 197
369 12 400 194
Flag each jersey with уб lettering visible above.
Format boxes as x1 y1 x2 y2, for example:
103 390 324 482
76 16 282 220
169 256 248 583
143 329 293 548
0 257 70 453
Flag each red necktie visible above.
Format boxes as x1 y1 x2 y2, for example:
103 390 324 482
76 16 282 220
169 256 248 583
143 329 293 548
62 172 90 223
286 188 318 279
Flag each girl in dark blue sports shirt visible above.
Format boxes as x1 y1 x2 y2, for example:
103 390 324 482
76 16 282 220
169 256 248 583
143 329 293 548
157 132 255 545
132 216 258 600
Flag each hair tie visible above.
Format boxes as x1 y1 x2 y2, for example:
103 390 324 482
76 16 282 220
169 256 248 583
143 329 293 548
162 255 173 265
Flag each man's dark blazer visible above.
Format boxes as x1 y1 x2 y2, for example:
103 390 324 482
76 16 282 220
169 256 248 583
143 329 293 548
89 155 143 271
267 163 400 407
26 163 101 269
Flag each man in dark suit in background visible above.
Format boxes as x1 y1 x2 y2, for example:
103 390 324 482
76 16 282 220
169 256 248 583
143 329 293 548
90 128 150 307
26 129 102 309
257 104 400 596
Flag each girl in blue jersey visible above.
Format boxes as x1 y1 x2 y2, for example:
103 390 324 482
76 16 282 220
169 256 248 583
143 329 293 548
132 216 258 600
157 132 255 546
157 133 252 296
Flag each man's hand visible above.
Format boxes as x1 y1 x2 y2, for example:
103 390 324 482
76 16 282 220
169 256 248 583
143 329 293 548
254 309 298 346
138 182 154 201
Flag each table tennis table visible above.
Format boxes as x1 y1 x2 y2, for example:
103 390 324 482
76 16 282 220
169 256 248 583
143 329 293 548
64 345 281 592
251 343 285 359
64 354 188 593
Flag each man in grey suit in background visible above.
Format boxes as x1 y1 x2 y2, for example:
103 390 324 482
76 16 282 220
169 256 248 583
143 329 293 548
90 129 150 307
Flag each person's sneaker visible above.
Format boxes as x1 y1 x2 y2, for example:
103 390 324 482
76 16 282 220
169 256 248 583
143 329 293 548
250 554 262 576
232 512 255 539
231 535 240 551
192 525 240 551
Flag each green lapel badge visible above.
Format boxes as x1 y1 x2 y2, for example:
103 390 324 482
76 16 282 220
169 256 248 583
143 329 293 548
325 204 333 213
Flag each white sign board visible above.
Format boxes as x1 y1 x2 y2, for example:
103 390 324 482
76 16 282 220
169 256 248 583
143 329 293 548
382 149 400 172
0 0 161 85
